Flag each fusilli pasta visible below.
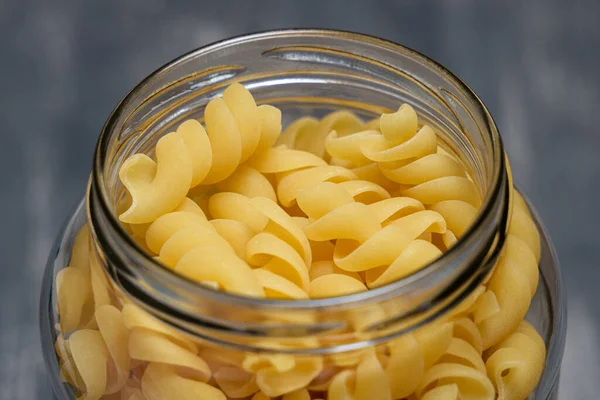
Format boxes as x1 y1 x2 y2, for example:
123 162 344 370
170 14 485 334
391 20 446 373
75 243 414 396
54 83 548 400
119 84 281 224
473 190 541 349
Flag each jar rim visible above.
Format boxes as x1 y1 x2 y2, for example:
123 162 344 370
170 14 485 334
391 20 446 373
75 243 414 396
91 28 507 312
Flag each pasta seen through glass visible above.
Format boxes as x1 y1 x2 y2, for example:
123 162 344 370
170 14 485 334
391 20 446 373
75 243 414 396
53 83 546 400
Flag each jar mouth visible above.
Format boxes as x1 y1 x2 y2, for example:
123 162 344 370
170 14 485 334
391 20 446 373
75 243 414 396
91 28 508 314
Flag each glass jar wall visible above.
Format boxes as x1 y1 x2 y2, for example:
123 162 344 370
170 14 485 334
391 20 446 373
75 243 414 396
40 30 566 400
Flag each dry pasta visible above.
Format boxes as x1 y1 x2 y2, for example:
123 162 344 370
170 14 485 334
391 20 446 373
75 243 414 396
328 350 392 400
383 321 454 399
119 84 281 224
53 83 547 400
245 196 312 299
416 321 495 400
144 207 264 297
473 190 541 349
296 181 445 288
325 104 481 249
277 110 372 161
485 321 546 400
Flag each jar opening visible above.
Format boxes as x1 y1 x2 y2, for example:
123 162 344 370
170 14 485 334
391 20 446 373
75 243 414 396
88 29 510 349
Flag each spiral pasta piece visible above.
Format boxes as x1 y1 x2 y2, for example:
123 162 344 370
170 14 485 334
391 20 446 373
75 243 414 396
328 351 392 400
144 208 264 297
57 226 94 333
248 146 359 208
141 363 225 400
58 308 130 399
127 196 205 245
69 329 110 400
326 104 481 249
293 217 335 262
294 181 442 288
89 253 113 310
215 165 277 202
210 190 296 257
416 340 494 400
309 274 368 298
245 354 323 397
383 321 454 399
350 162 398 192
308 260 362 282
119 84 281 223
509 191 541 262
121 303 197 353
118 133 193 224
208 191 270 259
298 182 445 275
55 334 83 389
412 319 490 400
384 334 424 399
485 321 546 400
277 110 367 161
474 193 540 349
95 305 131 394
213 366 260 398
129 328 211 382
453 317 484 355
246 196 312 299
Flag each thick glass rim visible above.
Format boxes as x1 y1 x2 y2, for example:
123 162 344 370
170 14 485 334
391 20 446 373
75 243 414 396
91 28 506 310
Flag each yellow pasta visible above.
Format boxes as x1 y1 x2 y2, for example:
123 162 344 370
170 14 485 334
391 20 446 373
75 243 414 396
383 321 453 399
248 146 357 208
308 260 362 282
416 338 495 400
141 363 225 400
118 132 193 224
127 196 206 242
474 193 541 349
95 305 130 394
209 192 269 232
89 255 113 310
55 334 84 390
69 329 110 400
350 162 398 192
293 218 335 262
121 303 197 353
328 351 392 400
214 366 260 398
325 104 481 249
251 391 320 400
277 110 366 160
54 83 548 400
215 165 277 202
128 329 211 381
57 226 94 333
249 355 323 397
143 206 264 297
485 321 546 400
309 274 367 298
244 197 312 299
296 181 445 284
119 84 281 224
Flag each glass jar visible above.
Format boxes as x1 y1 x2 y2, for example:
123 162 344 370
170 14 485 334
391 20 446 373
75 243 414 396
40 29 566 400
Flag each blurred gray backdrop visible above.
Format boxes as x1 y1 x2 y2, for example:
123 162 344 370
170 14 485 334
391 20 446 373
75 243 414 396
0 0 598 399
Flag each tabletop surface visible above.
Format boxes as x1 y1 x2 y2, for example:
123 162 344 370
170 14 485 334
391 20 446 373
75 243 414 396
0 0 598 399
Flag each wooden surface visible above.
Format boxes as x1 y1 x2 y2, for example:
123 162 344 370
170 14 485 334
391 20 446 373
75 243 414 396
0 0 598 398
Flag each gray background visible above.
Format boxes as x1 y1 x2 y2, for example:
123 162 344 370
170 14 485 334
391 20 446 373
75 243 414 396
0 0 598 399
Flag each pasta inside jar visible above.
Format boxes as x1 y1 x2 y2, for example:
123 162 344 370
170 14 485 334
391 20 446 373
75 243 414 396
40 30 565 400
